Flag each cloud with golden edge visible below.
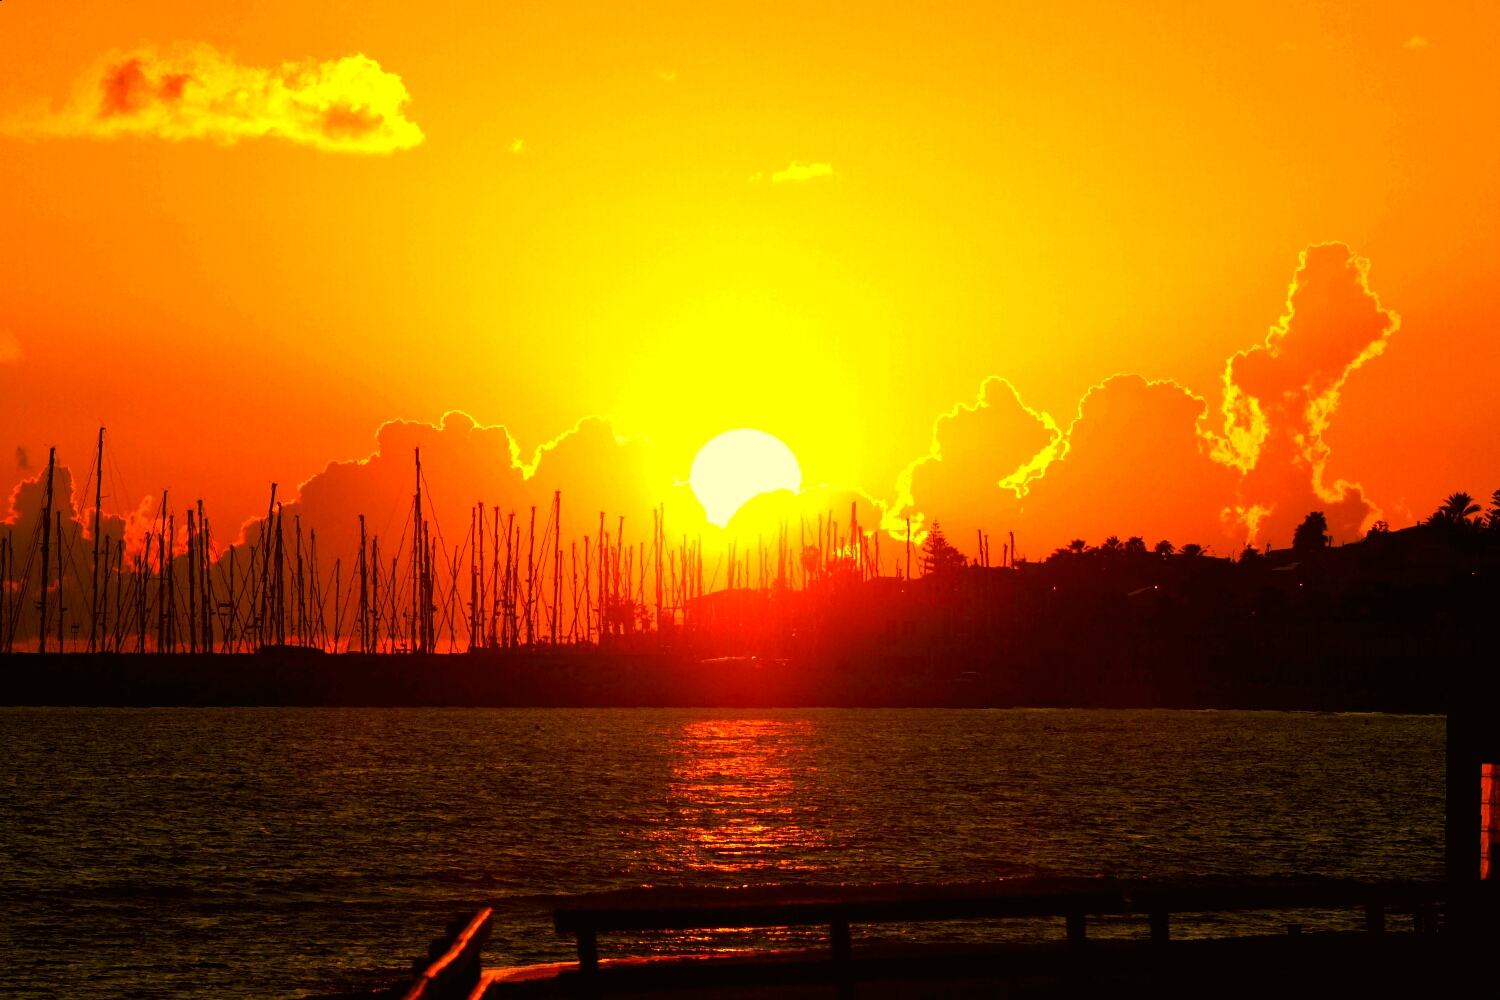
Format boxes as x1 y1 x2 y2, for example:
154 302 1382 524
771 161 834 183
1208 243 1397 541
7 43 423 154
891 376 1064 542
231 410 689 569
893 244 1400 556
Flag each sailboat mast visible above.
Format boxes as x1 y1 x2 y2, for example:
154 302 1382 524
551 492 561 646
412 448 422 654
88 428 105 652
38 448 55 653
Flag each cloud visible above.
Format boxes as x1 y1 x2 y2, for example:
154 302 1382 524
895 375 1241 558
234 410 694 577
770 161 834 183
0 329 20 364
14 447 28 471
1209 243 1397 543
1017 376 1242 553
509 138 528 154
1404 36 1428 49
7 43 423 154
893 377 1061 539
895 243 1399 557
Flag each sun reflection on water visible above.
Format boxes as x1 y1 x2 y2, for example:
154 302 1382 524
648 717 836 875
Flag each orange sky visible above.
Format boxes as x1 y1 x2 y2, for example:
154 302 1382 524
1 0 1496 557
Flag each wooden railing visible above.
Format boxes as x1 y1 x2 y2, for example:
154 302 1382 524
403 908 493 1000
553 877 1450 972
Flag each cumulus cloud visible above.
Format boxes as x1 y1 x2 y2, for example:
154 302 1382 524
893 377 1061 541
895 243 1399 557
238 411 689 574
254 410 907 588
0 329 20 365
1018 376 1242 553
1404 36 1428 49
770 161 834 183
1210 243 1397 543
7 43 423 153
894 375 1242 558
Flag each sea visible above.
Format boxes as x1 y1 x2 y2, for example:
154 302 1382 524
0 708 1444 998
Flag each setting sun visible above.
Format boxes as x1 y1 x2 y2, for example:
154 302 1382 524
690 429 802 527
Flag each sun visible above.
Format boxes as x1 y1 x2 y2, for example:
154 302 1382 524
690 429 802 527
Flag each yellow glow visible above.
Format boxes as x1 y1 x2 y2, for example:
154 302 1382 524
690 429 802 527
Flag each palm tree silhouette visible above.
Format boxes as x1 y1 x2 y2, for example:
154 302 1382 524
1430 492 1481 528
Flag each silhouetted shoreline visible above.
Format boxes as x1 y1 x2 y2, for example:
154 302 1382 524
0 644 1450 710
5 518 1493 711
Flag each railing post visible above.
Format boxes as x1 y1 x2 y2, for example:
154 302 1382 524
830 919 851 962
1066 911 1086 948
1149 911 1169 944
831 918 854 1000
577 927 598 972
1364 903 1385 933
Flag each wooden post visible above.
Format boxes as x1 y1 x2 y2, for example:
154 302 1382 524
1149 911 1169 944
576 928 598 973
831 918 854 1000
829 919 851 962
1066 912 1086 948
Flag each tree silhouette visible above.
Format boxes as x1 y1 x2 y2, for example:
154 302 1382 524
1430 491 1482 528
1293 511 1330 550
1179 543 1204 558
1124 536 1147 555
1489 489 1500 531
1153 540 1175 556
920 522 967 577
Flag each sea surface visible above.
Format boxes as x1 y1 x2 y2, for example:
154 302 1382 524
0 708 1444 998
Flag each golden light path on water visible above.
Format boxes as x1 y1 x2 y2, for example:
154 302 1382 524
651 718 831 874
